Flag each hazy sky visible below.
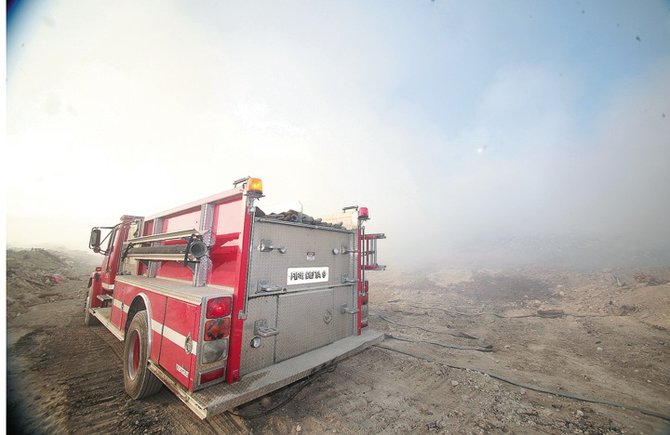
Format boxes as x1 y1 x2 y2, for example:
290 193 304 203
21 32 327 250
6 1 670 267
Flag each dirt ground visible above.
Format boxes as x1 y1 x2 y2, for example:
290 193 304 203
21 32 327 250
6 249 670 434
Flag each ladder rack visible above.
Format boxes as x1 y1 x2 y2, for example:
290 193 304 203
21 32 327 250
363 233 386 271
127 228 201 245
122 228 206 263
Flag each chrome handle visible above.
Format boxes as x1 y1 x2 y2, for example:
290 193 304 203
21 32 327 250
257 280 284 293
259 239 287 254
341 275 357 284
254 319 279 337
341 304 358 315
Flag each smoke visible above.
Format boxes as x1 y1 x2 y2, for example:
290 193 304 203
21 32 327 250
6 1 670 269
358 54 670 268
385 60 670 268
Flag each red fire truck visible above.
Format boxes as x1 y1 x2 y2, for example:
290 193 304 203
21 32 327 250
85 177 385 418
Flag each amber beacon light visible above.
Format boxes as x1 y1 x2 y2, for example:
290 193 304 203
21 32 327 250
246 178 263 195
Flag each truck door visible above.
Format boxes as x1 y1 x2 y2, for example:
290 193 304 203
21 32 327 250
100 226 124 330
108 280 124 330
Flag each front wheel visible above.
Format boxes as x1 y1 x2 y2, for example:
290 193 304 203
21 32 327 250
123 311 163 399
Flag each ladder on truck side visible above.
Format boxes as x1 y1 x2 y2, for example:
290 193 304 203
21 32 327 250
362 233 386 271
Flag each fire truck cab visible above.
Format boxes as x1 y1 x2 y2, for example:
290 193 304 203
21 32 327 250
85 177 385 418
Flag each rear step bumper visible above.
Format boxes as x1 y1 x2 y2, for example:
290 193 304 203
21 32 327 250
149 329 384 419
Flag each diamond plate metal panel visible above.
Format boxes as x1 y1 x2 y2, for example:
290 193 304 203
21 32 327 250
248 221 355 296
239 296 277 376
275 289 334 361
183 329 385 418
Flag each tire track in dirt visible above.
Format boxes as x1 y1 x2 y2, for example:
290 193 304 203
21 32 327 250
7 315 249 434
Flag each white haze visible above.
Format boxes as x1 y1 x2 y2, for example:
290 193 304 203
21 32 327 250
6 1 670 269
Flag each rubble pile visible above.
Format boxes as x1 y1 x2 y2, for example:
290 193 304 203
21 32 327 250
6 248 96 312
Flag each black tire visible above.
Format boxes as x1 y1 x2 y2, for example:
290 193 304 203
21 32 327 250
123 311 163 399
84 295 99 326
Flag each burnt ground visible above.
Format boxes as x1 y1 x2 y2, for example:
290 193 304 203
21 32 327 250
6 249 670 434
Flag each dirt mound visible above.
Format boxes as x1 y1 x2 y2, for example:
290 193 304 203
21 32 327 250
618 284 670 330
6 248 97 315
427 268 474 287
454 272 554 303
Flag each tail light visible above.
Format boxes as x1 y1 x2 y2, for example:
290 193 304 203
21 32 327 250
200 367 225 384
206 297 232 318
202 339 229 364
204 317 231 341
199 296 233 385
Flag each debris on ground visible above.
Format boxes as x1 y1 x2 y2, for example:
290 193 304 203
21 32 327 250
6 250 670 434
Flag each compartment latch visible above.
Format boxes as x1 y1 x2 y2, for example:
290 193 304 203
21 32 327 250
341 304 358 315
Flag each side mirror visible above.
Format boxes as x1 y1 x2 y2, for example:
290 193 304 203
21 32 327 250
89 228 101 250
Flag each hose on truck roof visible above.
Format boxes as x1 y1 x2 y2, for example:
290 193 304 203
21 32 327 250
256 208 346 228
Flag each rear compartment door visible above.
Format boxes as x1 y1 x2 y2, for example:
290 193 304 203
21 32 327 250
159 299 200 390
275 289 334 361
241 219 356 374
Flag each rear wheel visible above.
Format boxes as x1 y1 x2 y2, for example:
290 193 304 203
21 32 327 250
84 294 99 326
123 311 163 399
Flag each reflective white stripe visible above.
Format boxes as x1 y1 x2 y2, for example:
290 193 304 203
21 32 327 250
151 320 163 334
112 299 129 313
101 282 115 290
162 324 198 356
144 319 198 356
